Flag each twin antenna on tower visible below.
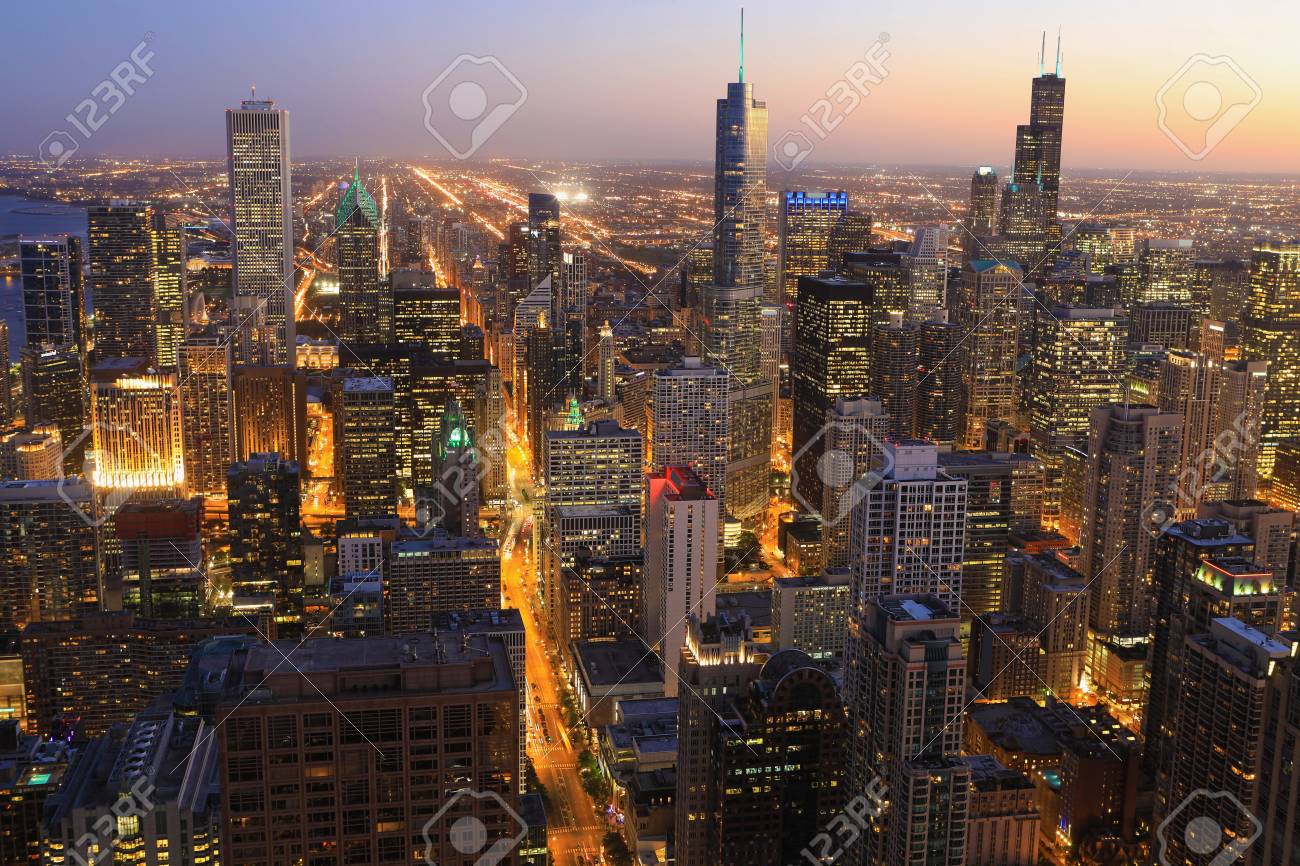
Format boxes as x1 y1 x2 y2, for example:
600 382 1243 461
1039 28 1063 76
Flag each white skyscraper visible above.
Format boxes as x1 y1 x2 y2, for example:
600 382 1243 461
651 358 730 511
226 99 294 365
907 224 949 320
820 397 891 570
848 439 967 612
643 465 720 698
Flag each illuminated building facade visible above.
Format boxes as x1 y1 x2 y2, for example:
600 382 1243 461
967 166 998 238
393 271 460 358
88 203 156 363
18 346 85 472
819 397 889 570
227 453 303 634
90 360 185 496
1137 238 1194 304
226 99 294 365
1242 240 1300 485
870 312 917 440
528 193 562 291
337 168 390 346
232 365 308 463
776 190 848 307
916 309 962 446
18 234 83 352
651 358 729 510
644 466 719 697
178 333 235 497
0 480 98 629
790 275 871 511
958 260 1022 449
150 211 185 369
826 211 873 275
113 497 206 619
339 376 397 519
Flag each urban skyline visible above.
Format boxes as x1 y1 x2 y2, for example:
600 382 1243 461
1 4 1299 866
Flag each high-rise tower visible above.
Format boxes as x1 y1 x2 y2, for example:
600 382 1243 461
226 98 294 365
336 168 389 345
705 21 773 523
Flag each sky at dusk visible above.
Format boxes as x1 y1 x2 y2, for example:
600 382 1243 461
4 0 1299 173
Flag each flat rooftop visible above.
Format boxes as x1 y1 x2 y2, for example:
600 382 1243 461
574 639 662 688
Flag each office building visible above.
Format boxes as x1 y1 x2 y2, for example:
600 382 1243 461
850 440 967 612
916 309 963 446
1138 238 1195 304
939 451 1044 622
1129 301 1192 350
771 569 851 661
1242 240 1300 484
1158 349 1220 515
178 333 235 497
1157 619 1291 865
88 203 156 362
393 271 460 357
818 397 890 570
556 550 642 648
150 211 185 369
114 498 206 619
958 260 1022 448
18 234 83 352
967 166 998 237
650 358 729 509
90 360 185 496
42 705 223 866
18 346 85 472
673 613 765 866
846 595 969 866
706 64 771 524
21 612 253 736
388 535 500 630
0 425 63 480
232 365 308 463
644 466 720 697
870 312 918 439
791 275 872 510
204 632 519 865
339 376 397 519
0 479 98 629
528 193 562 291
227 453 303 634
226 99 294 364
1210 359 1268 500
337 168 390 345
826 211 873 274
776 190 848 307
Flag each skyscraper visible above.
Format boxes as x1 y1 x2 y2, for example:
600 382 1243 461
1242 240 1300 485
791 275 872 510
150 211 186 369
232 365 308 463
227 452 303 634
915 309 963 446
178 332 235 497
0 480 99 629
776 190 848 307
869 312 918 440
1079 404 1182 713
826 211 874 275
706 55 772 523
339 376 397 519
18 234 83 352
226 99 294 365
651 358 730 511
89 359 185 496
88 203 156 362
846 595 969 866
967 166 998 237
19 345 86 472
1158 349 1220 516
597 321 615 404
644 466 720 696
336 168 389 345
819 397 889 570
528 192 562 291
1003 34 1065 271
958 260 1022 448
1137 238 1195 304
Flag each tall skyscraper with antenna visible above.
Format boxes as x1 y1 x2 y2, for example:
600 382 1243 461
226 97 294 365
1000 33 1065 271
703 11 772 523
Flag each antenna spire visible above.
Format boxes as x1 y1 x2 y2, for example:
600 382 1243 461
1055 28 1062 76
1039 31 1045 76
738 8 745 83
250 84 256 99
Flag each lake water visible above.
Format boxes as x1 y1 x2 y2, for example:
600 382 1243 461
0 194 88 361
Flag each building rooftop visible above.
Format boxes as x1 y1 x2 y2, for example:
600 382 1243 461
574 639 662 688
